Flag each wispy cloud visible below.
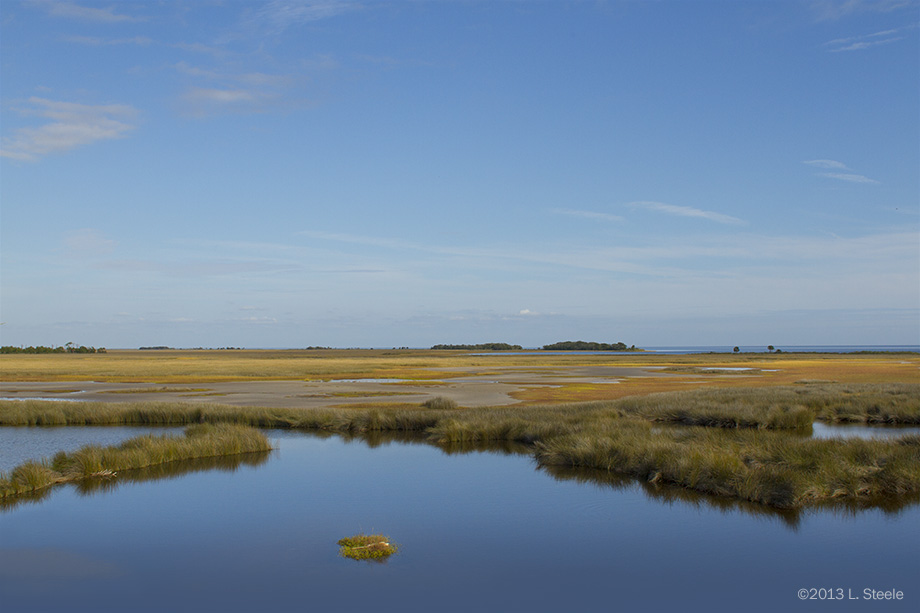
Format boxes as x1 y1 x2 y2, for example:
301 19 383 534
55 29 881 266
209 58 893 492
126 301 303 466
823 25 915 51
818 172 880 183
803 159 850 170
0 97 137 161
626 201 746 225
174 61 304 117
244 0 360 35
803 160 879 183
175 61 292 88
810 0 916 21
63 35 153 46
551 208 625 222
30 0 143 23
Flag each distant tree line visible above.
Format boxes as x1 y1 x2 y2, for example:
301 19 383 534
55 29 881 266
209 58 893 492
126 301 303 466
1 343 106 354
431 343 523 351
542 341 635 351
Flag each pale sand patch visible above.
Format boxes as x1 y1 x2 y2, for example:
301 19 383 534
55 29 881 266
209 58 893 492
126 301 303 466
0 365 671 408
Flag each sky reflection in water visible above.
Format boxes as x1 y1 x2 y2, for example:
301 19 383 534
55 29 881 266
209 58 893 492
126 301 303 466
0 430 917 613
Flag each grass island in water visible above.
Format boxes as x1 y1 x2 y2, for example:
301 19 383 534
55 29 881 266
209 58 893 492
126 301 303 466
0 423 271 499
338 534 399 560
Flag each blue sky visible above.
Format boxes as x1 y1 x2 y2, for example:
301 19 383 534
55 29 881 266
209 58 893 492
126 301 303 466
1 0 918 349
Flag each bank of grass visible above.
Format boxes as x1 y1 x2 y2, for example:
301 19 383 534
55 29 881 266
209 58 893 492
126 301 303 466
2 382 919 508
337 534 398 560
533 422 920 508
613 383 920 427
0 423 271 499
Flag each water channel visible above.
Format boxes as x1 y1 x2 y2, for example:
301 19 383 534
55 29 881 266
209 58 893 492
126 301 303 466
0 427 917 612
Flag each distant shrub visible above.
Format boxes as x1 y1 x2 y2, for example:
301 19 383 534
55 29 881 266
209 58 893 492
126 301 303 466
422 396 458 410
542 341 630 351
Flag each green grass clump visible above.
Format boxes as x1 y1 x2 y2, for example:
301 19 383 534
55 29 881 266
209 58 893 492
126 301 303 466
337 534 398 560
421 396 458 410
534 425 920 508
0 424 271 500
612 383 920 428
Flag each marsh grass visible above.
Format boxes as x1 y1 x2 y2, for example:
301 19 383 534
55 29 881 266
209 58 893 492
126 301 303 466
99 387 212 394
421 396 458 410
2 382 918 508
534 427 920 508
337 534 398 560
611 383 920 427
4 348 915 386
0 423 271 499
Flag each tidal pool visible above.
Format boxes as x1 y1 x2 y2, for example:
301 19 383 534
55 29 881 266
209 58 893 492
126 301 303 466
0 430 917 612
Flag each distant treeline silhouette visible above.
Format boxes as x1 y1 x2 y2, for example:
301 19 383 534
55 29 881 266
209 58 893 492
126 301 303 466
542 341 634 351
431 343 523 351
1 343 105 354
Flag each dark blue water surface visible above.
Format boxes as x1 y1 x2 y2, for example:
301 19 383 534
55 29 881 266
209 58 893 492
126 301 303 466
475 345 920 355
1 431 917 613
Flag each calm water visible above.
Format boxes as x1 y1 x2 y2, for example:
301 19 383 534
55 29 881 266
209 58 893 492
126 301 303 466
0 426 183 473
1 430 917 613
474 345 920 355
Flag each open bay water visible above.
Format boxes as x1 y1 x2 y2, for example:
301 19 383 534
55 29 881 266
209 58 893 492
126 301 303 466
1 431 917 613
471 345 920 356
645 345 920 354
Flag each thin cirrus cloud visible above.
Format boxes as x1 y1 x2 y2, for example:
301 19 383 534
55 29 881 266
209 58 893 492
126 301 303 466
627 201 746 225
244 0 359 35
811 0 917 21
175 62 303 117
178 87 284 117
63 35 153 46
818 172 880 184
551 208 625 222
803 160 878 183
31 0 143 23
803 159 850 170
0 97 137 161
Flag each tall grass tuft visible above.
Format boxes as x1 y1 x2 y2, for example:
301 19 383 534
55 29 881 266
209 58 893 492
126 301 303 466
421 396 458 410
1 424 271 499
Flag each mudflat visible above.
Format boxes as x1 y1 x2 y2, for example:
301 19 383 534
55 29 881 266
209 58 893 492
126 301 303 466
1 349 917 408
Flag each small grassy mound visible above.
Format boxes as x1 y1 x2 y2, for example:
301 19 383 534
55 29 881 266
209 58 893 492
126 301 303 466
421 396 458 410
337 534 398 560
0 423 272 500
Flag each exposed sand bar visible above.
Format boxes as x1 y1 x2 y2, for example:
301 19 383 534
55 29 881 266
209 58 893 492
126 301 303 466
0 365 678 408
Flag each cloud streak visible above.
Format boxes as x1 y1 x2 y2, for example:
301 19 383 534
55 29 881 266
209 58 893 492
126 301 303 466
803 159 850 169
174 61 307 117
627 201 746 225
551 208 625 222
1 97 137 161
803 160 879 183
818 172 880 183
31 0 142 23
245 0 359 35
810 0 916 21
823 25 915 51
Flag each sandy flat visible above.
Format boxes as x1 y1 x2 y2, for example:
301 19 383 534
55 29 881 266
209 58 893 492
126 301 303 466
0 365 670 408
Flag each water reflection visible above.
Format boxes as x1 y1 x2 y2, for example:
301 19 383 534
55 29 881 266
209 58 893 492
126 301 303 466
540 463 804 528
810 422 920 440
334 429 532 455
0 450 271 512
3 427 918 526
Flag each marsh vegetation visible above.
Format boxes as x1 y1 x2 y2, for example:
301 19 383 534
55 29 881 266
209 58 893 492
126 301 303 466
0 423 271 500
337 534 398 560
2 381 918 509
